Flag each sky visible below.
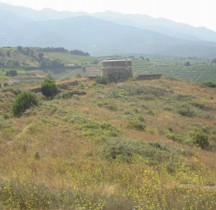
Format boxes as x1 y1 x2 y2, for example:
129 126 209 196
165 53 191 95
0 0 216 31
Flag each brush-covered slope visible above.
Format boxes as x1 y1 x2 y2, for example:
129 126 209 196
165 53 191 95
0 78 216 209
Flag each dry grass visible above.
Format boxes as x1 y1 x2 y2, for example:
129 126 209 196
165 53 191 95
0 78 216 209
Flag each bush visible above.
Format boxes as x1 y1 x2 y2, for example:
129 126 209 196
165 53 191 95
163 130 183 143
128 121 146 131
95 77 108 84
41 79 58 99
6 70 18 77
12 91 38 117
192 130 209 149
203 82 216 88
178 104 195 117
100 137 174 165
184 61 191 66
105 103 118 111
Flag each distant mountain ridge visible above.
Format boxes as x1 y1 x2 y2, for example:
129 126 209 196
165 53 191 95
93 11 216 43
0 3 216 57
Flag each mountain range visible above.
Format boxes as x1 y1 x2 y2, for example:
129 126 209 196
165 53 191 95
0 2 216 57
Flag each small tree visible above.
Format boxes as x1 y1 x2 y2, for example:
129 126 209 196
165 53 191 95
184 61 191 66
41 79 58 99
12 91 38 117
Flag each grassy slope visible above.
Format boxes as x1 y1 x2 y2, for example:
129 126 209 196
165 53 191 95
0 47 39 67
44 52 98 66
0 78 216 209
0 47 98 85
0 48 97 69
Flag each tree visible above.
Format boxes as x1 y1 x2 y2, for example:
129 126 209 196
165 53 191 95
6 51 11 57
184 61 191 66
17 46 23 52
211 58 216 64
40 59 64 69
6 70 18 77
41 79 58 99
12 91 38 117
38 52 44 61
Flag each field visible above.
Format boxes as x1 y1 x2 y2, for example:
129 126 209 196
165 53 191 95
0 75 216 209
133 57 216 83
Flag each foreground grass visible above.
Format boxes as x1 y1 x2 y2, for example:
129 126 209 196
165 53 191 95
0 78 216 209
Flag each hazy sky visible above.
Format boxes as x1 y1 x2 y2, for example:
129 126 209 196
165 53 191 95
0 0 215 31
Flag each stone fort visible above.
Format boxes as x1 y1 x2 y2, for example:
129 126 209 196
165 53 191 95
101 60 133 82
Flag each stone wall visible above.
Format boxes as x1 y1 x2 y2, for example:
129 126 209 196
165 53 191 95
101 60 133 82
137 74 162 80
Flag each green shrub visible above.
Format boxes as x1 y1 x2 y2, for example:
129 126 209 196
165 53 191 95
203 82 216 88
192 130 209 149
12 91 38 117
128 121 146 131
95 77 108 85
100 137 175 165
176 94 195 101
62 112 119 138
41 79 58 99
5 70 18 77
0 181 59 209
178 104 195 117
184 61 191 66
191 102 210 110
163 130 183 143
105 103 118 111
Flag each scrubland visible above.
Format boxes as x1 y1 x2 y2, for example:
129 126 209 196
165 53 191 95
0 77 216 209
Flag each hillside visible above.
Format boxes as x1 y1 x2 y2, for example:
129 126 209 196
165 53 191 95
0 77 216 209
1 3 216 57
0 47 94 68
1 47 216 87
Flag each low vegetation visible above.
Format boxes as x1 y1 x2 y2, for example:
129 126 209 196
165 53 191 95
12 91 38 117
95 76 108 85
0 50 216 209
203 81 216 88
192 129 209 149
41 79 58 99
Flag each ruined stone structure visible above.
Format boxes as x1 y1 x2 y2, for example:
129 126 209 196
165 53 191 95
101 60 133 82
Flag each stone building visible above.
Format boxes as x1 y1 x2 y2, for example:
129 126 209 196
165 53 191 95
101 60 133 82
137 74 162 80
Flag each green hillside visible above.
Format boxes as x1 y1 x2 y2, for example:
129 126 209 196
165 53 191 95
1 47 216 86
0 47 95 68
0 77 216 209
0 47 98 86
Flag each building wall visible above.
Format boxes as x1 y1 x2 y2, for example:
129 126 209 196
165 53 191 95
101 60 133 82
137 74 162 80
